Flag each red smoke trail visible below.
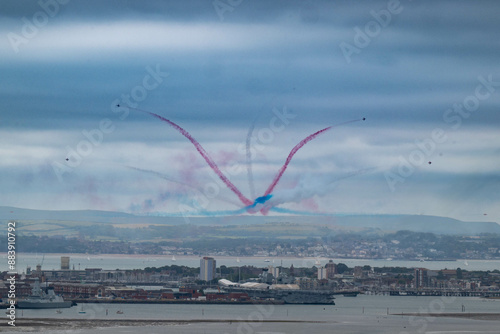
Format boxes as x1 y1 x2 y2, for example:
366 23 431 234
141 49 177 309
122 104 365 215
263 118 365 197
263 126 331 196
124 106 253 207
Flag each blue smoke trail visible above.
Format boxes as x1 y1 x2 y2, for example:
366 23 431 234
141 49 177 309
269 207 330 216
153 207 249 217
247 194 273 209
156 195 273 217
176 195 274 216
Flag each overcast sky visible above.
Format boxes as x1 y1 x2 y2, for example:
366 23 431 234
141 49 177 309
1 0 499 222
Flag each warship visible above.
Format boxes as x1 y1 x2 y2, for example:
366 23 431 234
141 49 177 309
219 279 335 304
17 279 73 309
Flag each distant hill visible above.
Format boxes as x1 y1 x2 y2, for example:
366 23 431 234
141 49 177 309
0 206 137 223
331 215 500 235
1 206 499 235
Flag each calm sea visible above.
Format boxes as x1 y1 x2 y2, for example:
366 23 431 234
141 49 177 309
6 295 500 334
2 253 500 272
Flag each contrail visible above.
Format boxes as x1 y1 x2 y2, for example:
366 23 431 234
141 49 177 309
164 205 324 217
120 104 366 216
269 207 330 216
245 118 258 200
126 166 194 188
127 165 243 209
158 207 249 217
263 117 365 197
326 166 377 185
119 105 253 207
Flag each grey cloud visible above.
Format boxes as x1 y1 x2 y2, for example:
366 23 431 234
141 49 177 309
1 0 499 221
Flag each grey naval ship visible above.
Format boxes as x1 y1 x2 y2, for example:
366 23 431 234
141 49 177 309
219 279 335 304
17 279 73 309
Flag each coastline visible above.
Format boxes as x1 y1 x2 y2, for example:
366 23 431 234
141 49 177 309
393 312 500 321
0 299 285 309
3 313 500 332
71 299 285 305
0 318 330 332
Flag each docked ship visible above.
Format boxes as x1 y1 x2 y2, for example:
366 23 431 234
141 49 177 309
219 279 335 305
17 279 73 309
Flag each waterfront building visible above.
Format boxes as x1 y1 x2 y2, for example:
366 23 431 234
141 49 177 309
414 268 429 288
61 256 70 270
325 260 337 279
200 257 216 281
317 267 327 280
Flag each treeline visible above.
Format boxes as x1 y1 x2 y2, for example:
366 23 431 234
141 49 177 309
2 231 500 259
